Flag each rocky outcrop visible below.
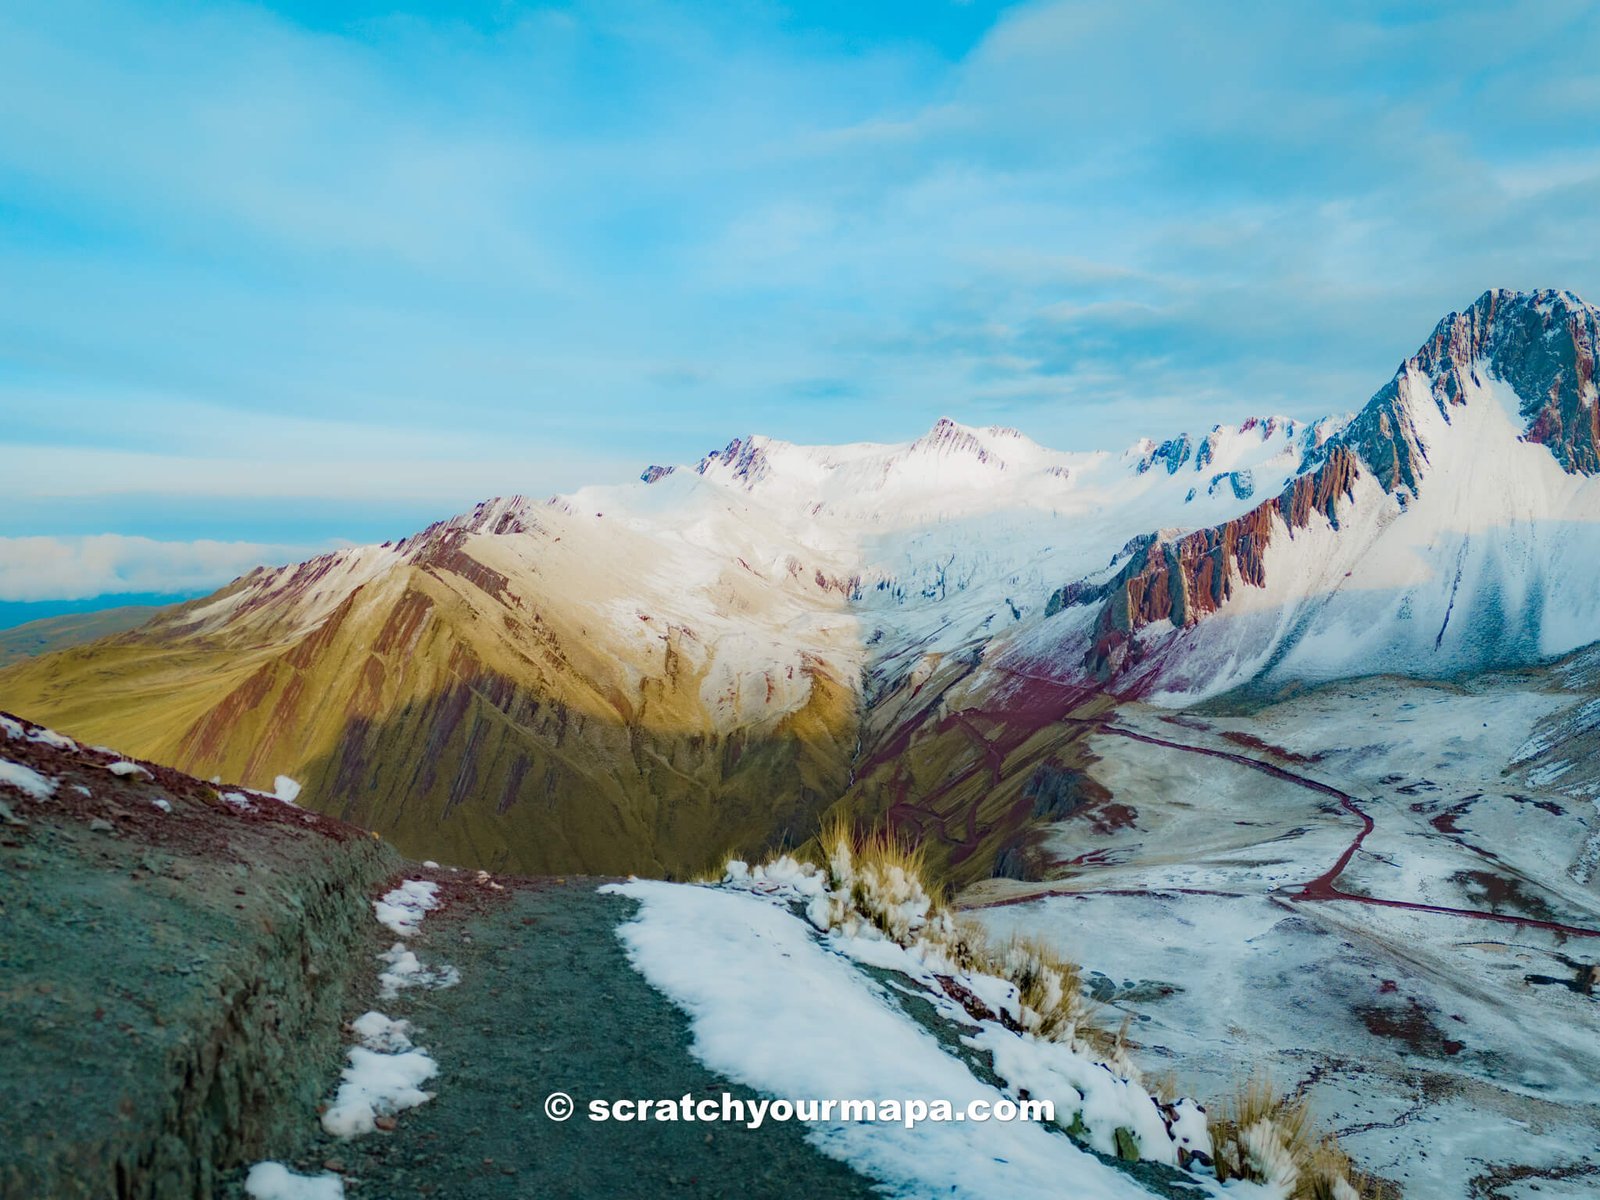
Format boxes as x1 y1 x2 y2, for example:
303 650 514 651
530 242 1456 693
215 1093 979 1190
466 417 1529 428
0 714 400 1199
1413 289 1600 476
696 436 773 485
1073 447 1363 677
1056 289 1600 680
909 417 1000 463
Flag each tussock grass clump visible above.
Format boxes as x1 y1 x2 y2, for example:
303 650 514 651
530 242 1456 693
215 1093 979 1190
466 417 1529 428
1210 1077 1367 1200
996 934 1086 1039
686 840 749 884
736 820 1378 1195
802 819 1115 1058
803 816 948 944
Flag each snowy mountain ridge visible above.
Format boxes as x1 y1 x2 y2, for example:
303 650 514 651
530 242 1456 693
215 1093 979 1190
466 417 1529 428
5 287 1600 876
164 288 1600 709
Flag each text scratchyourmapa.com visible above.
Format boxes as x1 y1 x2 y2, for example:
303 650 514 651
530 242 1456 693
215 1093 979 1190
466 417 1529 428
546 1092 1054 1130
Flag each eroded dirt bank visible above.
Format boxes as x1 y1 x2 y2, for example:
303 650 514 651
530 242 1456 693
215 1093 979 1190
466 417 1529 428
0 714 401 1199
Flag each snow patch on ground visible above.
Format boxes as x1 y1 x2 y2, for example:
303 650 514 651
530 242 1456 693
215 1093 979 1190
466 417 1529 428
1527 761 1575 786
251 871 459 1186
351 1011 415 1053
106 761 151 778
376 943 461 999
373 879 442 937
244 1161 345 1200
320 1046 439 1138
604 878 1176 1200
25 725 77 751
273 775 302 804
0 758 57 801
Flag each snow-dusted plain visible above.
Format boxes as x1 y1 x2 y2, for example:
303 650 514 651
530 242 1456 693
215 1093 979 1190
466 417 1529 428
961 673 1600 1200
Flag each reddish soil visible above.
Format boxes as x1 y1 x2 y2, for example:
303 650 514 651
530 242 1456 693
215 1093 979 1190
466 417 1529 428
0 709 366 861
1219 730 1325 765
875 665 1116 869
1357 996 1465 1057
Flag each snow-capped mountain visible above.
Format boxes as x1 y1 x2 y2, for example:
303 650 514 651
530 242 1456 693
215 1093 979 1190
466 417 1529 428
3 288 1598 879
1016 287 1600 700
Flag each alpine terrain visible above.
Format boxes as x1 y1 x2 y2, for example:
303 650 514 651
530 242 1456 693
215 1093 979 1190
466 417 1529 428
4 288 1600 1198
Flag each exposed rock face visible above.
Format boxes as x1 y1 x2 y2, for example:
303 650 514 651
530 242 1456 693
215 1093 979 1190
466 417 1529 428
696 435 773 485
910 416 1000 462
1423 288 1600 476
1076 448 1363 677
1060 288 1600 681
1138 434 1192 474
5 289 1600 880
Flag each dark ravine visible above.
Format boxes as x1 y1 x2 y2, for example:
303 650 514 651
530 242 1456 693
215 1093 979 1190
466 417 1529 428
0 716 401 1200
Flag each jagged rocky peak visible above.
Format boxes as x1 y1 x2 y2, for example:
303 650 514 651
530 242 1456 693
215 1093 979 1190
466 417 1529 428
1341 288 1600 491
695 434 773 486
1461 288 1600 474
1134 416 1310 476
394 495 539 555
906 417 1023 464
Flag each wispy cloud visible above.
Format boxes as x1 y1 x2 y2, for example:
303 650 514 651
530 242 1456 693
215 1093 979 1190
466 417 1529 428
0 535 314 602
2 0 1600 549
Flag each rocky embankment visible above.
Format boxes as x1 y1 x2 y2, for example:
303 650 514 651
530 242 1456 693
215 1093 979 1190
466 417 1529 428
0 713 400 1199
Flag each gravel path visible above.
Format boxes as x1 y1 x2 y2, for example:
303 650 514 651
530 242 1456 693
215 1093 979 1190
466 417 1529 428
250 877 883 1199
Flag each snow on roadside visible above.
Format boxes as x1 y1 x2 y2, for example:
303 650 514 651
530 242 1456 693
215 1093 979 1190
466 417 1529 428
0 758 57 801
351 1011 415 1052
317 877 460 1138
718 855 1209 1167
374 879 442 936
244 1162 344 1200
248 869 464 1195
321 1046 439 1137
604 879 1177 1200
376 943 461 999
106 761 152 779
274 775 303 804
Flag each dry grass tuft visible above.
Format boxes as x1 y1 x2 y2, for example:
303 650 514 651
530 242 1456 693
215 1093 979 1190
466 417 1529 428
802 818 1119 1055
995 934 1089 1041
807 816 943 942
740 820 1377 1196
1210 1077 1368 1199
684 840 749 884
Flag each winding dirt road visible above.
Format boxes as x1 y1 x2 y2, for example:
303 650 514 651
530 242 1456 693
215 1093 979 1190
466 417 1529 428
1082 722 1600 940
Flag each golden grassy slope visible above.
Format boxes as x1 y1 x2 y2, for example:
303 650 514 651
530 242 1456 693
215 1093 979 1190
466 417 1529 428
0 537 862 877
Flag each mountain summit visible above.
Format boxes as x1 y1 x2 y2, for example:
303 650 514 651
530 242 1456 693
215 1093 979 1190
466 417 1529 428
3 289 1599 879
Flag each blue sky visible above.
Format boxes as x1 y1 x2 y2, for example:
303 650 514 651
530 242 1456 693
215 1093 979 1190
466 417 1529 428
4 0 1600 606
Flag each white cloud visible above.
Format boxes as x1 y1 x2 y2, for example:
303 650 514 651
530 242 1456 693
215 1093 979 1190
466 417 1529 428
0 535 313 602
3 0 1600 488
